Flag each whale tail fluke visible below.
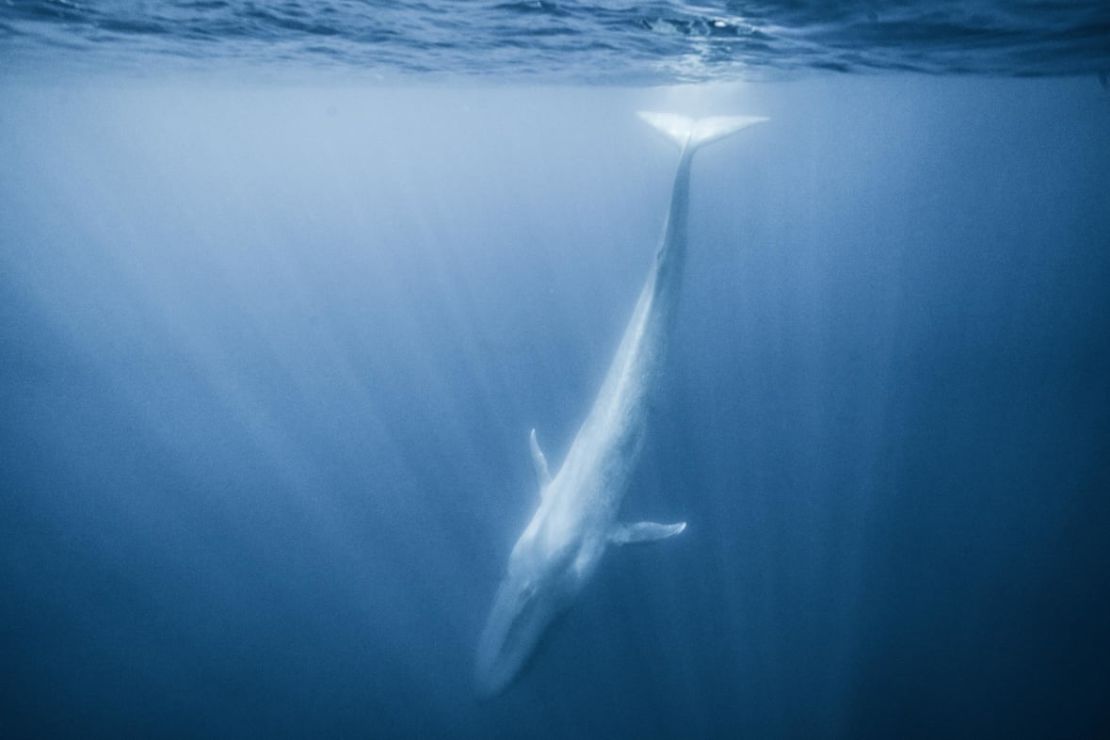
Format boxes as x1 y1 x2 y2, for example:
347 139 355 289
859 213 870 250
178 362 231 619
638 111 768 151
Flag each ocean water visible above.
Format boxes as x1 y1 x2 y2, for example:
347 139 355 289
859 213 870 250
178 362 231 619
2 2 1110 738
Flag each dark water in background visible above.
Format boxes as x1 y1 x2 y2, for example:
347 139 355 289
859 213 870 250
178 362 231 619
3 3 1110 739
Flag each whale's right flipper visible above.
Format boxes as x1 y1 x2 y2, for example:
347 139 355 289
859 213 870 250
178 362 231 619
609 521 687 545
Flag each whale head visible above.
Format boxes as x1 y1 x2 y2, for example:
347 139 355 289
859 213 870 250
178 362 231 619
474 534 578 697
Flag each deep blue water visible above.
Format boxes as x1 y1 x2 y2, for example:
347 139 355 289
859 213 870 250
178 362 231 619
3 3 1110 739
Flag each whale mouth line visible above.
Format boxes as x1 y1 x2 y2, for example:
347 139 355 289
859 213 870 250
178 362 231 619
474 578 547 696
475 597 574 698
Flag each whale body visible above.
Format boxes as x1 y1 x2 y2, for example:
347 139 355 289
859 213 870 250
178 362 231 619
475 111 767 696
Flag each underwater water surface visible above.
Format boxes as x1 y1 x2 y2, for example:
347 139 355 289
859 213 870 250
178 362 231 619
2 2 1110 738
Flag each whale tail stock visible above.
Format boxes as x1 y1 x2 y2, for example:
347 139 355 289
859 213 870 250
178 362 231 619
638 111 768 151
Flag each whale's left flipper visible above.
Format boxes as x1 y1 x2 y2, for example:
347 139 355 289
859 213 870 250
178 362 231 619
530 428 551 489
609 521 687 545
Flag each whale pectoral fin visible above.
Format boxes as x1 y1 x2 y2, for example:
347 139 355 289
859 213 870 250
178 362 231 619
609 521 687 545
529 428 551 489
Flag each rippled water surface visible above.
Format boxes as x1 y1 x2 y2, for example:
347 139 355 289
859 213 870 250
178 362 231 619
3 1 1110 81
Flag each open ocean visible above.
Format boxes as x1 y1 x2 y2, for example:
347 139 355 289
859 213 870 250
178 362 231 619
2 2 1109 737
